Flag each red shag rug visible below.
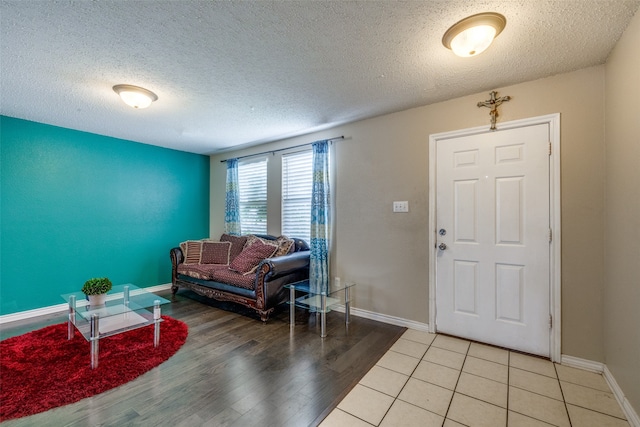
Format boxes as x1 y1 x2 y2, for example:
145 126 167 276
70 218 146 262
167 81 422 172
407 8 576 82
0 315 188 421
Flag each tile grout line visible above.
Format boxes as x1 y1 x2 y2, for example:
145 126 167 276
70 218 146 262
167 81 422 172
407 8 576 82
558 377 629 422
564 404 629 421
378 335 471 426
555 363 630 421
379 337 435 425
508 356 576 426
555 362 573 427
556 374 625 394
334 334 429 426
333 408 376 427
507 381 566 403
506 350 511 427
511 365 559 379
441 340 471 425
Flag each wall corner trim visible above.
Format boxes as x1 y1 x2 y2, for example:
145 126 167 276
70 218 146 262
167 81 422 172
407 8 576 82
562 354 640 427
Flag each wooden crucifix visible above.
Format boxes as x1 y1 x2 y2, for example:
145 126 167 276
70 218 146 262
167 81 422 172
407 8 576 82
477 91 511 131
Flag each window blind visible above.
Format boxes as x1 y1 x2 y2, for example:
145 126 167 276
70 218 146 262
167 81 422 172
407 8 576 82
282 150 313 243
238 157 268 234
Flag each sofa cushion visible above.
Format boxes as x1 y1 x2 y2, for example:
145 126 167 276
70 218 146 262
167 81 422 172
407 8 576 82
180 240 203 264
209 267 256 290
274 235 295 257
229 240 278 275
177 264 255 290
201 241 232 265
220 234 249 262
177 263 218 280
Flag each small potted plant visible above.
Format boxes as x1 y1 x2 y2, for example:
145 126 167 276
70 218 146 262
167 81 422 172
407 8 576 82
82 277 113 306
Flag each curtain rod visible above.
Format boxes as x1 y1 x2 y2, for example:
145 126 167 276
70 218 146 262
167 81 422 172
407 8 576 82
220 135 344 163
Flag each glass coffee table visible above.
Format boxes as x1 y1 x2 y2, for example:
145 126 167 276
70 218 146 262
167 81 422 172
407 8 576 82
61 284 170 368
285 279 355 338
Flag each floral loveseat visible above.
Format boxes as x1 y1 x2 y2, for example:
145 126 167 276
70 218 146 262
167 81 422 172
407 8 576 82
170 234 310 321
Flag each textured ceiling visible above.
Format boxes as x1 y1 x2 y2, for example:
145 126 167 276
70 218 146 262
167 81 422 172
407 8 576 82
1 1 638 154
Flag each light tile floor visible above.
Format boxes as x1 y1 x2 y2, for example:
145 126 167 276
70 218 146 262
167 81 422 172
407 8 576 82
320 330 630 427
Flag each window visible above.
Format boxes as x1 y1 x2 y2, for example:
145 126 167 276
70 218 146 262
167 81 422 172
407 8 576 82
282 150 313 243
238 157 267 234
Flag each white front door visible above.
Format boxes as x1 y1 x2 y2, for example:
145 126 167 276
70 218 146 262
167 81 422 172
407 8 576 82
435 123 551 356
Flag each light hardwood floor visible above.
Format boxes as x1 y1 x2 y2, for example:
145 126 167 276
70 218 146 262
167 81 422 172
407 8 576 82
0 289 405 427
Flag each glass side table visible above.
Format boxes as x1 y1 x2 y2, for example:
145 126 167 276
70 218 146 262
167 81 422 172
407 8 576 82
285 279 355 338
61 284 170 368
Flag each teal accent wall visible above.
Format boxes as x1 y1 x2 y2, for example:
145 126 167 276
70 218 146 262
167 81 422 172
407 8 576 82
0 116 210 315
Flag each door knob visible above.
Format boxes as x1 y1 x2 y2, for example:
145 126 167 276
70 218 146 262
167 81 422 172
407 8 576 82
438 243 447 250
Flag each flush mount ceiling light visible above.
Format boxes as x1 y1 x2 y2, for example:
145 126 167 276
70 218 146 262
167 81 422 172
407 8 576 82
442 12 506 57
112 84 158 109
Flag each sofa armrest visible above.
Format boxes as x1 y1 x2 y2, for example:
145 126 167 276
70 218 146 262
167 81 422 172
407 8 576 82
260 251 310 280
257 250 310 310
170 247 184 266
170 247 184 285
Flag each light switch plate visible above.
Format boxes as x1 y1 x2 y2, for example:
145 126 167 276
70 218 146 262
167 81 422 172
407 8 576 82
393 201 409 212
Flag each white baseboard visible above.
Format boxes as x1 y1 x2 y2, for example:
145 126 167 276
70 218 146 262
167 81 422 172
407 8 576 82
561 354 604 373
3 286 430 330
332 304 429 332
561 354 639 427
0 283 172 325
603 365 640 427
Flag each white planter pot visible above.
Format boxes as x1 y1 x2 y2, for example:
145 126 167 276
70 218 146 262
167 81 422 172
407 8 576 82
87 293 107 307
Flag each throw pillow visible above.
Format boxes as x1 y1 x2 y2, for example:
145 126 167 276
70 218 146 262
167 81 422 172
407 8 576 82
200 241 232 265
273 235 295 257
244 234 264 248
220 234 249 262
245 234 279 251
229 240 279 275
181 240 203 264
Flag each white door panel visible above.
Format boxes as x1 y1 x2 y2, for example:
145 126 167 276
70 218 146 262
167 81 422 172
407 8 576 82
435 124 550 356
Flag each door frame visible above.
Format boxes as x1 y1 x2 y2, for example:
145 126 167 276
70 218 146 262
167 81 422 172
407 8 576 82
428 113 561 362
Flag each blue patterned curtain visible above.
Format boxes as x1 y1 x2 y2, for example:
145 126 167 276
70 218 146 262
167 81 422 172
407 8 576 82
224 158 241 235
310 140 330 295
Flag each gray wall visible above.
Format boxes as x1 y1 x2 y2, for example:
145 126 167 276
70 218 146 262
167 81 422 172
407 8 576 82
211 49 640 412
211 65 607 362
604 9 640 414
